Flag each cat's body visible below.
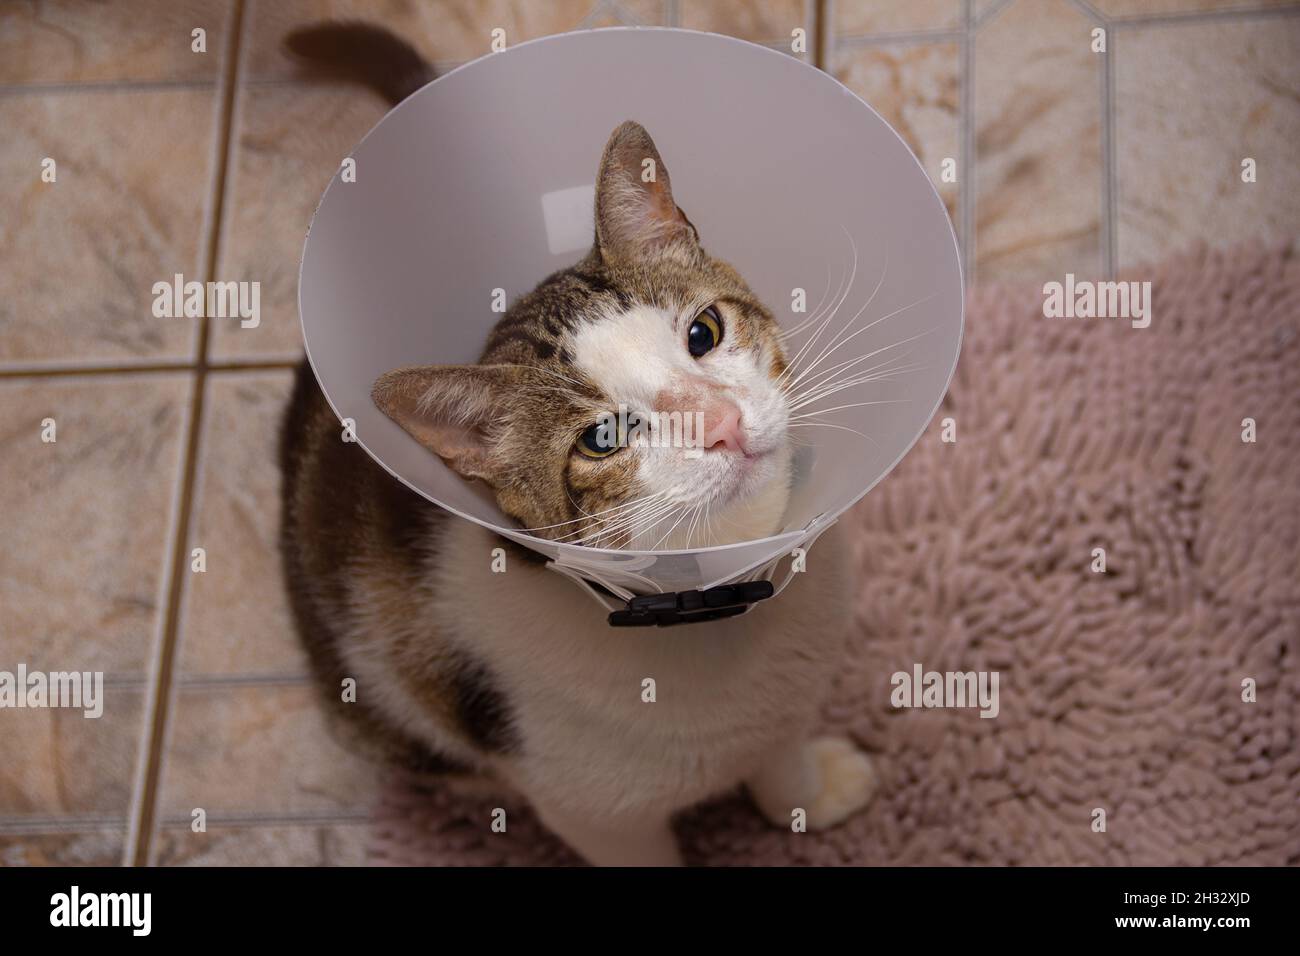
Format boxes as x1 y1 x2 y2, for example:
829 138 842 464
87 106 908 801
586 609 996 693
280 23 875 865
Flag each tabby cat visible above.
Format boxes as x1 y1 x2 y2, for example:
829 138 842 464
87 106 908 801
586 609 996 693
280 23 875 865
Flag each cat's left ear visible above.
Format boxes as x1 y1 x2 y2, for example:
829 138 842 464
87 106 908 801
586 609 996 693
371 365 514 486
593 120 699 264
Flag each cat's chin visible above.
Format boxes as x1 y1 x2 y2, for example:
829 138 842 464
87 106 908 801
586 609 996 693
642 444 794 551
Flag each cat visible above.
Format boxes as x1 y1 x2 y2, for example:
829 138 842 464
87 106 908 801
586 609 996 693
280 22 876 866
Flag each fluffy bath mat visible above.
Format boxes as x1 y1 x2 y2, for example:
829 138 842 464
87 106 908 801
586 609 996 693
367 242 1299 866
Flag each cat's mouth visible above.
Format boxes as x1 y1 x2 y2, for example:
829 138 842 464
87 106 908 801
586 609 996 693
697 444 782 506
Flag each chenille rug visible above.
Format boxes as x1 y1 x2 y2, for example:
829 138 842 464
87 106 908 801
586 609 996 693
367 242 1300 866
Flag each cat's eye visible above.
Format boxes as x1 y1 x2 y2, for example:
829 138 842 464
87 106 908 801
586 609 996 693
687 306 723 358
576 421 620 459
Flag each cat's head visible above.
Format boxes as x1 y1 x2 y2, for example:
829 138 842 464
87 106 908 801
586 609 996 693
373 121 792 550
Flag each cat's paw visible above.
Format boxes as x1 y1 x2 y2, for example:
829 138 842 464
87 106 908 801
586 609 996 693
801 736 877 829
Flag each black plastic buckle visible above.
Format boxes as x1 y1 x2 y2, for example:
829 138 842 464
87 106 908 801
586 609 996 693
607 580 775 627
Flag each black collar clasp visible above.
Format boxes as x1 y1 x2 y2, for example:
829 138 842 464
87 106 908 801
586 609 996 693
607 580 775 627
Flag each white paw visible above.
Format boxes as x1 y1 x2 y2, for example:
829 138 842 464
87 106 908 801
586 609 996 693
802 736 877 829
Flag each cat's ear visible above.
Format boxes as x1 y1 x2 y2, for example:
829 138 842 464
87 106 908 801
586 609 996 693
371 365 513 485
593 120 698 264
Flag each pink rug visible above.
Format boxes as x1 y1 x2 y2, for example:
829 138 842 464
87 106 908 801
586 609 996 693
368 242 1300 865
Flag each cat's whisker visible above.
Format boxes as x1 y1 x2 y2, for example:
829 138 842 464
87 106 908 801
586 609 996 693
523 490 669 534
785 342 920 403
775 227 860 390
780 265 832 343
788 362 920 410
685 501 708 549
793 375 928 414
568 507 673 547
788 362 934 411
786 292 938 394
576 496 681 548
790 398 910 417
777 262 835 340
596 499 679 549
553 497 673 544
784 328 937 408
787 419 878 447
776 235 878 391
789 354 931 403
782 253 891 392
650 503 695 550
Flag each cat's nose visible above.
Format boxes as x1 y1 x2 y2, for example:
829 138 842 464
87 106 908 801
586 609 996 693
654 379 748 455
702 401 747 455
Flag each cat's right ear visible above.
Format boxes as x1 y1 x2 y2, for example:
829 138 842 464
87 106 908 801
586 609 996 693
593 120 699 265
371 365 513 485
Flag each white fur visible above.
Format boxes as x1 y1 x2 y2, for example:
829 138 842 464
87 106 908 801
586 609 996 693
569 303 793 549
388 518 876 866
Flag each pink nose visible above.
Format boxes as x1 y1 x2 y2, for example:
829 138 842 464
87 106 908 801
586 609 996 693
654 379 748 455
703 402 746 454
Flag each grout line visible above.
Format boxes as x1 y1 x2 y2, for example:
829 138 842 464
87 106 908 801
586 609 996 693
1111 3 1300 27
1065 0 1108 22
0 357 300 379
103 672 313 688
666 0 679 28
243 65 467 88
104 674 153 688
0 78 216 97
176 672 313 690
960 0 976 286
207 357 302 371
813 0 828 71
0 807 368 837
579 0 615 29
126 0 247 870
974 0 1015 29
0 362 195 380
1102 17 1117 278
0 815 127 836
832 28 965 48
158 809 373 828
605 0 648 25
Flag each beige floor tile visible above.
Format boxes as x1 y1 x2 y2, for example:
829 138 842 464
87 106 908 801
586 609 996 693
680 0 811 49
245 0 608 79
179 370 305 676
0 1 234 86
1115 19 1300 268
155 819 369 865
833 0 963 36
1096 0 1299 17
834 43 962 227
208 84 385 360
974 0 1103 280
159 684 379 817
0 686 145 818
0 89 215 366
0 375 191 674
0 829 126 866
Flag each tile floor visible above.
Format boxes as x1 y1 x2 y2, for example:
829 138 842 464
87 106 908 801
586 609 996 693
1 0 1297 866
